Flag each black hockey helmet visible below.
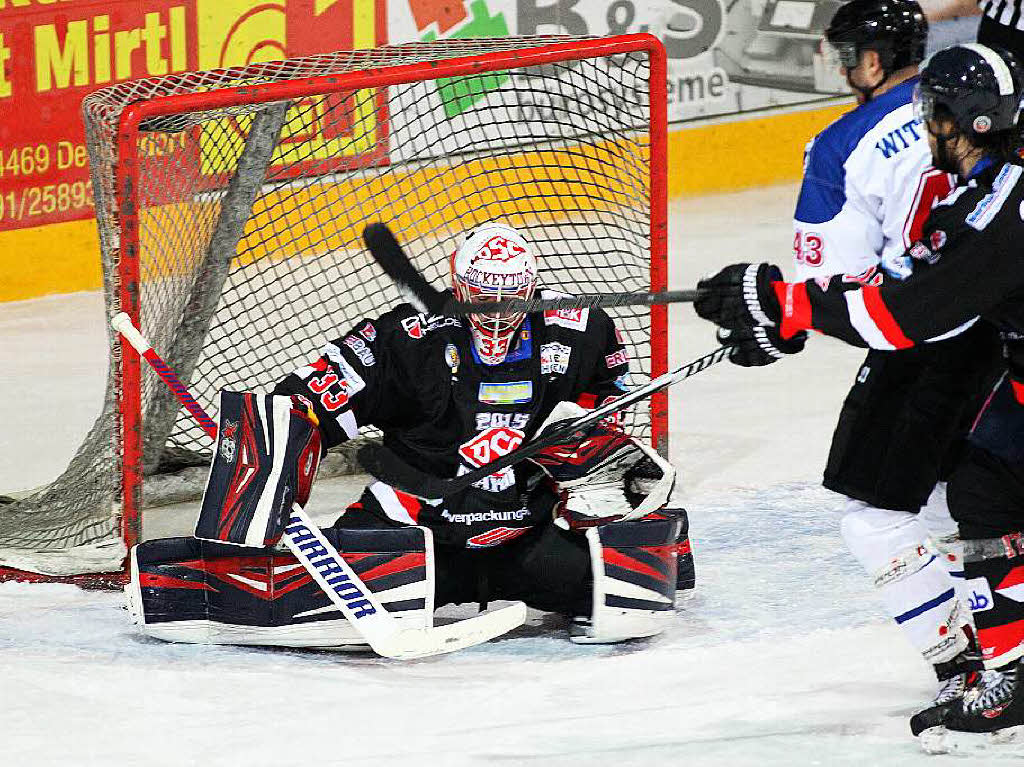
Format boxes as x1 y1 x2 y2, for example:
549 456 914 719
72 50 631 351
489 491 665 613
826 0 928 71
915 44 1024 136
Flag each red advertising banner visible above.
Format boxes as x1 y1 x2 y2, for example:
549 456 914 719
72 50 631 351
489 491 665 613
0 0 385 232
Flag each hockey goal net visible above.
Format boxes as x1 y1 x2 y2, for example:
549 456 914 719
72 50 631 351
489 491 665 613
0 34 667 581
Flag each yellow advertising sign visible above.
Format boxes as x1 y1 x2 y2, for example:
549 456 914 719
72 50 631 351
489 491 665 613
0 0 384 232
194 0 382 175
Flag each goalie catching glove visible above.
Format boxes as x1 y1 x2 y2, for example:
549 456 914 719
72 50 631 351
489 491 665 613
530 401 675 529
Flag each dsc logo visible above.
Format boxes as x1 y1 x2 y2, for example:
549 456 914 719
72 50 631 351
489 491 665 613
459 427 524 468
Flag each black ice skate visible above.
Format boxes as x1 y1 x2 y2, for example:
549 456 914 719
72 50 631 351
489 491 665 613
913 659 1024 756
910 632 983 735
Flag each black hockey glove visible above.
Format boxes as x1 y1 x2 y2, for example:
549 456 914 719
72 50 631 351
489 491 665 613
716 326 807 367
694 262 783 331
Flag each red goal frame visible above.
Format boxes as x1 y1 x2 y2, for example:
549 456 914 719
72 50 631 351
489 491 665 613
107 34 668 566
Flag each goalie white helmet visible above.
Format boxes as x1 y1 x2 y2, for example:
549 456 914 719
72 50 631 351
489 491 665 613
452 222 538 365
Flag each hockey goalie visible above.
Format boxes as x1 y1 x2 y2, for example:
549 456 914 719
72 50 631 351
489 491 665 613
127 223 693 649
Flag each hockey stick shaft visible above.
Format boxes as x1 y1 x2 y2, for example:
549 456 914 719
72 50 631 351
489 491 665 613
111 312 526 658
111 313 218 439
447 290 701 315
362 222 703 317
359 345 732 498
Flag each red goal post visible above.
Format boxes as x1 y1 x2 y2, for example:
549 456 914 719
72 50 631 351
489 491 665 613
0 34 667 583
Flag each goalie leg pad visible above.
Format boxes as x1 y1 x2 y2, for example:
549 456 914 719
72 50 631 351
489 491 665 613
669 508 695 591
126 526 434 648
841 502 970 664
195 390 321 547
571 517 680 644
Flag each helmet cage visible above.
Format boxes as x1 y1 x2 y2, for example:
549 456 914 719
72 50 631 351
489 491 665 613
451 223 538 365
453 272 535 342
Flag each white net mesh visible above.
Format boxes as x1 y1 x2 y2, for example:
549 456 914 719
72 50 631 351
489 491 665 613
0 35 663 578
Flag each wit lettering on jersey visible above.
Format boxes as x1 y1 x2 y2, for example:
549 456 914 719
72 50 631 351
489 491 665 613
793 81 939 281
874 118 924 159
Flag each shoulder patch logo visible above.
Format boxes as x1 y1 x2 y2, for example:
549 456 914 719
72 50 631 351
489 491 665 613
445 343 460 373
543 308 589 331
401 316 424 339
540 342 571 374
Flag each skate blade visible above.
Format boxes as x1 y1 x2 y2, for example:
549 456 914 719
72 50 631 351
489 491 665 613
919 725 1024 756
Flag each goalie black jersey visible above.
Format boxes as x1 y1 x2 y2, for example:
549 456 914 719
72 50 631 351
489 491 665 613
274 292 631 548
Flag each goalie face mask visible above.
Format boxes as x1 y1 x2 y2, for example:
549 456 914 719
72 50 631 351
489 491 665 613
452 222 538 365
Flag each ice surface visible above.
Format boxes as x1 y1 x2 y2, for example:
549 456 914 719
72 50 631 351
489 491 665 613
0 186 970 765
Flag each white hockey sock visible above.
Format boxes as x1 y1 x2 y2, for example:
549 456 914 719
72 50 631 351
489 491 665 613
841 500 969 665
919 483 976 632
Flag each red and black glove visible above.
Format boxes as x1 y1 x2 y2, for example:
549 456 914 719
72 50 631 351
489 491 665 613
530 402 675 529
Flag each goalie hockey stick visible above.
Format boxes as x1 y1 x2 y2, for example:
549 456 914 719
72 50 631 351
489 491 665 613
363 223 702 316
358 344 732 498
111 312 527 659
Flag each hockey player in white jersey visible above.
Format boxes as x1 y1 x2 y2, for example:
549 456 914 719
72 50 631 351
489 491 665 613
735 0 1002 707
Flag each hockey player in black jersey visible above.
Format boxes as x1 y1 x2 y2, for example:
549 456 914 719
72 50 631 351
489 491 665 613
128 223 690 649
694 44 1024 749
791 0 1000 711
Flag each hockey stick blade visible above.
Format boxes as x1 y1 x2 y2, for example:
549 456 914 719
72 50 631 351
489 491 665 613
358 346 732 497
371 601 528 659
363 223 448 316
283 504 526 659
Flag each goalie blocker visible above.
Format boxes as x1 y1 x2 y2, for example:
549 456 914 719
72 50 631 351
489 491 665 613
196 390 322 547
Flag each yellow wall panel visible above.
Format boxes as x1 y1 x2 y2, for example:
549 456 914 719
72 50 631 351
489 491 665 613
0 103 853 302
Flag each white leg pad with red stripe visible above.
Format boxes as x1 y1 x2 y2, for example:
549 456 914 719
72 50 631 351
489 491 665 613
571 518 680 644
